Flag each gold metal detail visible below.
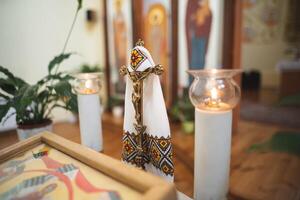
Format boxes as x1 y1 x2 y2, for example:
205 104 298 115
119 40 164 169
135 39 144 46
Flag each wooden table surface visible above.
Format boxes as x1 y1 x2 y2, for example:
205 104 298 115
0 113 300 200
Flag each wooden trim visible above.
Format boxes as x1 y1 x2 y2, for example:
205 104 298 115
232 0 243 133
132 1 144 44
222 0 234 69
222 0 243 133
0 132 177 200
0 134 42 163
171 0 179 106
103 0 111 106
222 0 242 69
233 0 242 70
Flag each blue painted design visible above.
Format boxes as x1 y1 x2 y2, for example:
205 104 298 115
189 37 207 84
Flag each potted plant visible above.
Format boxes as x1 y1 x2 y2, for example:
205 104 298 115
109 95 124 118
171 96 194 134
0 0 82 140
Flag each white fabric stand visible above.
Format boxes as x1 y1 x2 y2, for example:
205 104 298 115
123 46 173 181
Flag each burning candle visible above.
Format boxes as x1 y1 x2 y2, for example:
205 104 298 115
73 73 103 152
188 69 241 200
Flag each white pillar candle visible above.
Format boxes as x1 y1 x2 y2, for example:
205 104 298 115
187 69 241 200
194 108 232 200
78 93 103 152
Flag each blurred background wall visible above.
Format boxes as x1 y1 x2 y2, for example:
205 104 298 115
241 0 290 88
0 0 106 126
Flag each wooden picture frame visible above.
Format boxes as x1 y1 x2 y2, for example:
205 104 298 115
0 132 177 200
132 0 178 108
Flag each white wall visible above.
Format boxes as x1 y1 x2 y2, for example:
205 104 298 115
0 0 105 129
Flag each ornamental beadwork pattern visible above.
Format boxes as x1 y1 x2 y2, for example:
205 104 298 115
130 49 146 71
122 131 174 176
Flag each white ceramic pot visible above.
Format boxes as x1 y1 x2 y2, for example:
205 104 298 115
17 120 53 141
112 106 123 118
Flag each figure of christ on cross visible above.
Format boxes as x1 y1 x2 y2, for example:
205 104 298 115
120 63 163 169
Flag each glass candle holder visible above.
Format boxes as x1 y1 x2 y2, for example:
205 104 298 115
188 69 241 111
187 69 241 200
73 73 103 152
73 73 101 95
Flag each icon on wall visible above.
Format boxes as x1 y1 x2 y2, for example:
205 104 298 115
106 0 133 97
185 0 212 83
142 0 172 107
178 0 223 91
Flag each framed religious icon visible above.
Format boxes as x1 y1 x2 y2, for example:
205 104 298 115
137 0 173 107
105 0 133 98
0 132 177 200
177 0 224 96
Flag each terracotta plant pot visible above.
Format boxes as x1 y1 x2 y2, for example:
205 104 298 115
17 120 53 141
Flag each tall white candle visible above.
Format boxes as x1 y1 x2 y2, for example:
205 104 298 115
194 108 232 200
77 93 103 152
187 69 241 200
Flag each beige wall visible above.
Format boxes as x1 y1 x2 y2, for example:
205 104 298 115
0 0 106 124
241 0 290 88
242 41 288 88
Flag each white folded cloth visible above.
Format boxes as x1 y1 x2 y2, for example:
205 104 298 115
121 44 174 181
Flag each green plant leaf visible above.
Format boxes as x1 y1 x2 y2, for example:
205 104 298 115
77 0 83 10
0 66 27 88
248 131 300 156
0 78 16 95
0 66 15 80
50 80 78 114
0 103 11 124
66 93 78 113
52 73 73 81
48 53 72 74
23 85 38 100
277 93 300 106
14 77 27 88
14 85 38 114
53 80 72 97
0 93 10 100
37 90 49 103
37 73 73 86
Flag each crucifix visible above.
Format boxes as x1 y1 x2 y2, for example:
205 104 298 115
119 39 164 169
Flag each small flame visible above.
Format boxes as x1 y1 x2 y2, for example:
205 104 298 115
79 80 97 94
85 80 93 89
210 87 218 100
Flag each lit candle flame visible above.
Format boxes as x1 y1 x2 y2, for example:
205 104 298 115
203 87 220 108
210 87 218 100
85 80 93 89
78 80 97 94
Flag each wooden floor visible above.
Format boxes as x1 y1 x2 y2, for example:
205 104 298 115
1 113 300 200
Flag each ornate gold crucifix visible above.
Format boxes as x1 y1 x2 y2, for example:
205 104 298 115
119 39 163 169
